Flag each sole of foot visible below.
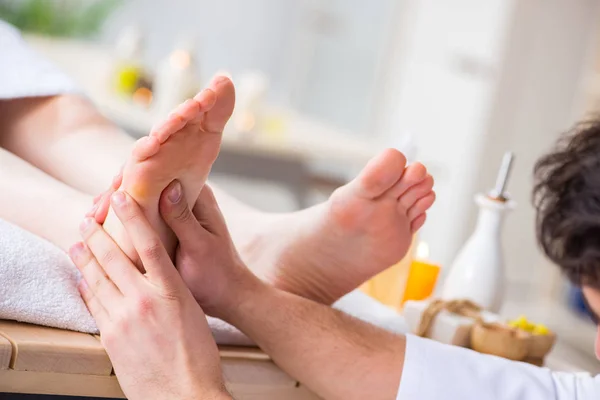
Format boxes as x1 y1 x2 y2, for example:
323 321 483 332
243 148 435 304
103 75 235 265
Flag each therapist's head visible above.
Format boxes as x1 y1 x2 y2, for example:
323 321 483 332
534 119 600 359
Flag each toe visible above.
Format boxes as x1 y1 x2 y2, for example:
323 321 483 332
193 88 218 112
132 136 161 161
398 174 434 210
151 112 188 144
189 88 218 125
410 213 427 233
390 162 428 198
407 191 436 221
175 99 201 121
201 75 236 133
352 148 407 199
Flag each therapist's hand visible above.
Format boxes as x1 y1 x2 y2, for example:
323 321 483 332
69 191 231 400
158 181 258 317
158 181 407 400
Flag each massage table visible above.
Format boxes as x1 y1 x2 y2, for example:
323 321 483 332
0 320 319 399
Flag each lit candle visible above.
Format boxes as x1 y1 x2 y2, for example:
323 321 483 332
401 242 441 306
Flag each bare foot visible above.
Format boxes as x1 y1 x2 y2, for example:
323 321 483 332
242 149 435 304
103 75 235 263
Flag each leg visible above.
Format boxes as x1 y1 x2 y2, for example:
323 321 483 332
0 95 133 195
0 82 435 304
0 147 90 250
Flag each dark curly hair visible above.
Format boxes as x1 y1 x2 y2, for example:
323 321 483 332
534 119 600 288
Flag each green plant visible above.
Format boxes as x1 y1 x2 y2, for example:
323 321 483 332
0 0 122 38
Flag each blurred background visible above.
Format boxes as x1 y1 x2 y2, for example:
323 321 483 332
3 0 600 369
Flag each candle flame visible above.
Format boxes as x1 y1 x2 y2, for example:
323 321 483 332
416 241 429 260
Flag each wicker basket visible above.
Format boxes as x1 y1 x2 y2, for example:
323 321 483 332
528 331 556 359
471 322 531 361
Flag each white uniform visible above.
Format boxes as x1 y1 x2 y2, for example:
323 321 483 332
0 20 78 99
397 335 600 399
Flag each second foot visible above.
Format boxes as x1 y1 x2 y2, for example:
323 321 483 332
243 149 435 304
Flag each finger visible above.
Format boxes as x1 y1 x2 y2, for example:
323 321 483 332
77 278 109 331
69 240 121 314
112 168 124 190
95 170 123 223
94 191 113 224
192 185 228 236
79 217 142 294
160 180 208 242
110 191 178 286
86 202 99 218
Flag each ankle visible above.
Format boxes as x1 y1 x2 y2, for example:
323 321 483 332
272 273 338 305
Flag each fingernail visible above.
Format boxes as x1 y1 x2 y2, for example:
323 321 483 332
168 181 182 203
89 203 98 215
79 217 94 233
78 279 89 293
112 174 121 187
111 191 126 207
69 242 85 260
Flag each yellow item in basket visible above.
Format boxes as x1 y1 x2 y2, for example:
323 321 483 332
507 316 550 335
533 324 550 335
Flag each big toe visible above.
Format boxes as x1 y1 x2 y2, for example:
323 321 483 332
351 148 408 199
200 75 236 133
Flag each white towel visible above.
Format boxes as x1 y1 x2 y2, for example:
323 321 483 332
0 218 407 344
0 219 97 333
0 21 80 100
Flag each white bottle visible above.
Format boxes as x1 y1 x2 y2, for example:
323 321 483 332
441 153 515 312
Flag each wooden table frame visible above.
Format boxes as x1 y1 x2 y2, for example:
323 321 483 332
0 320 318 399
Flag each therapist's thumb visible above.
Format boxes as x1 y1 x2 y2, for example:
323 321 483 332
160 180 204 244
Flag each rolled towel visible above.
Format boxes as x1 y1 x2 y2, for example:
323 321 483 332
0 219 96 333
0 218 408 344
